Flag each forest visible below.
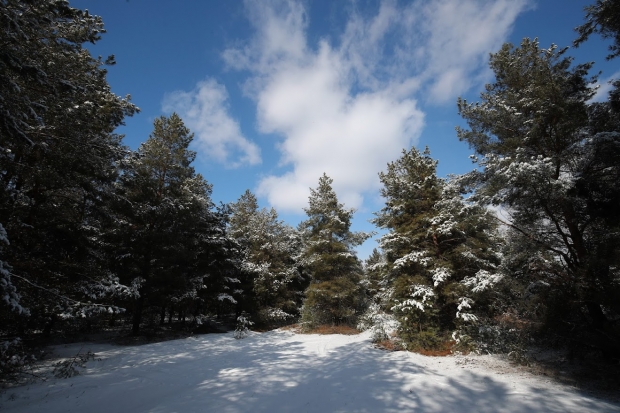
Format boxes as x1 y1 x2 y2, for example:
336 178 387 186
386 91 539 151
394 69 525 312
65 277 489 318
1 0 619 385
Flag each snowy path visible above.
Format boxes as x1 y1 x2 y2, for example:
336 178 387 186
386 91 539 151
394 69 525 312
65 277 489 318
1 330 618 413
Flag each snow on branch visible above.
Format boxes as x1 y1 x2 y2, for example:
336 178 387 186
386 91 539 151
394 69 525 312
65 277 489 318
431 267 452 287
462 270 503 293
393 251 431 269
456 297 478 322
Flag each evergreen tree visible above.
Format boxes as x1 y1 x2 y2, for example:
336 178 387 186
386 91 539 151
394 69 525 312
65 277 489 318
0 0 137 338
362 248 386 301
372 147 501 350
115 114 234 333
229 190 305 326
299 174 370 328
357 248 401 343
457 38 620 355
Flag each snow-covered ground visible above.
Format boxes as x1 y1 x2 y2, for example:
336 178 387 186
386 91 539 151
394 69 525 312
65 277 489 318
1 329 618 412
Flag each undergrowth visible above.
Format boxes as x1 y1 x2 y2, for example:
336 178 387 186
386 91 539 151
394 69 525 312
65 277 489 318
53 349 97 378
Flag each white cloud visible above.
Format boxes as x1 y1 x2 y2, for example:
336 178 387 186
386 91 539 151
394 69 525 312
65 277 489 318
162 78 261 168
408 0 529 103
221 0 308 72
226 0 529 212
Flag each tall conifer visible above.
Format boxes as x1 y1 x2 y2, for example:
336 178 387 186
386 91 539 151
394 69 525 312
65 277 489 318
299 174 370 328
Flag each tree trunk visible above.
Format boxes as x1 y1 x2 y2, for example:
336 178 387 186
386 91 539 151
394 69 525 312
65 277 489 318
132 294 144 335
160 306 166 325
43 314 56 337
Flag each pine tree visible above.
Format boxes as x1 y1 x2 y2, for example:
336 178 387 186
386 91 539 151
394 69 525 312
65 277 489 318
372 147 501 350
457 38 620 355
362 248 386 301
0 0 138 339
115 114 233 333
357 248 400 343
229 190 305 326
299 174 370 329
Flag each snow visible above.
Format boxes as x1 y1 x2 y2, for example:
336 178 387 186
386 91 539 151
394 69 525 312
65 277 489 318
2 330 618 413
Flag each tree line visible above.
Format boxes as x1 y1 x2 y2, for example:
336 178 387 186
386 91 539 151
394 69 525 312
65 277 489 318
1 0 619 379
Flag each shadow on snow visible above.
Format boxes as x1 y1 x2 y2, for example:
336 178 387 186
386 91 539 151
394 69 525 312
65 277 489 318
2 331 619 413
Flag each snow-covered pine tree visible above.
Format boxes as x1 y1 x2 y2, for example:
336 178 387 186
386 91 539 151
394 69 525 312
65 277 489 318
114 114 236 333
362 248 386 302
229 190 306 327
457 38 620 356
299 174 371 329
356 248 402 343
0 0 138 339
372 147 502 351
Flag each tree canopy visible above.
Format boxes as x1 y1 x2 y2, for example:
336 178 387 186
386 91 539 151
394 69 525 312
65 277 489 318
0 0 138 333
229 190 306 327
457 38 620 356
370 147 501 350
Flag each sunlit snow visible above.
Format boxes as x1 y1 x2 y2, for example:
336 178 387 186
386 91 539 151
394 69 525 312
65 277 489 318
2 330 618 413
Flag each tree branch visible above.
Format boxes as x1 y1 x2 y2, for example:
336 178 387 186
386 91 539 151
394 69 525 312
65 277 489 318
491 215 575 268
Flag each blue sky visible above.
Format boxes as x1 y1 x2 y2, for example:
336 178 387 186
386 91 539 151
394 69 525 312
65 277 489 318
71 0 618 259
